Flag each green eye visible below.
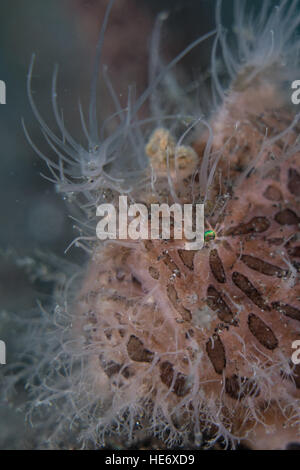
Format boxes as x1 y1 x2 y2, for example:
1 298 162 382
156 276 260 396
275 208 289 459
204 229 216 242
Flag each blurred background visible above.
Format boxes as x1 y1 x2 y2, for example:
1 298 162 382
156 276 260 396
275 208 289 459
0 0 232 449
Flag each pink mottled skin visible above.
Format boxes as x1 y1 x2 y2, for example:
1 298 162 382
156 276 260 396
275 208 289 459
74 74 300 448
